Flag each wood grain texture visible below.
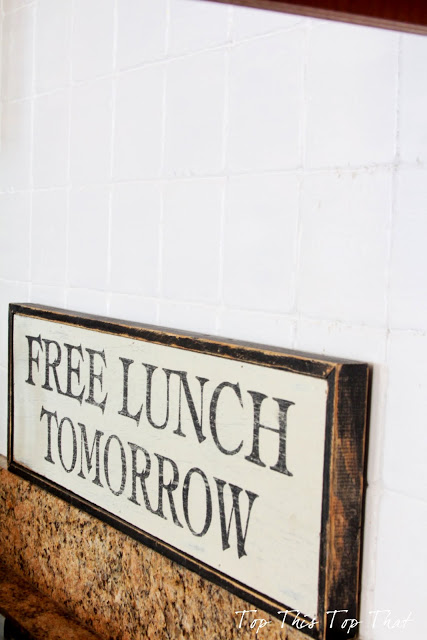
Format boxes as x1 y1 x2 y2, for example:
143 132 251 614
321 364 369 638
207 0 427 34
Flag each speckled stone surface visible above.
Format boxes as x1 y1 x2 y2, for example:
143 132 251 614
0 459 307 640
0 558 101 640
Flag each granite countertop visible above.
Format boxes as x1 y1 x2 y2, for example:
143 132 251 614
0 454 301 639
0 559 101 640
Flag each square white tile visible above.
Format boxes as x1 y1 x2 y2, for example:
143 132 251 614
113 66 164 181
116 0 167 69
33 90 70 188
68 186 110 290
71 0 114 82
306 21 398 168
31 189 68 286
162 178 224 303
227 30 303 171
164 50 226 176
390 168 427 331
222 173 299 313
298 170 391 326
35 0 72 92
70 79 113 186
110 182 161 296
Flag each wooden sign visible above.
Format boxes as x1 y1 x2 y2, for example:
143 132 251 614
8 304 369 639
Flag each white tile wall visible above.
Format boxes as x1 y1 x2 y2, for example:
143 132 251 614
298 170 391 326
33 89 69 188
227 29 303 171
2 1 33 13
370 491 427 640
0 280 29 367
168 0 230 55
0 192 31 282
383 330 427 501
1 5 34 101
35 0 72 93
29 284 66 308
306 21 398 168
113 66 165 181
70 79 113 185
0 98 32 189
400 34 427 165
1 2 426 638
223 172 299 312
110 182 161 296
218 308 295 348
116 0 168 70
31 189 68 286
231 3 302 39
66 288 108 316
162 178 223 303
71 0 114 82
390 168 427 330
109 292 158 325
68 186 110 289
158 300 218 334
164 49 226 175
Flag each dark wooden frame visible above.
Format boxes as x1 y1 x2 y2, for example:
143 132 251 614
206 0 427 35
8 303 370 640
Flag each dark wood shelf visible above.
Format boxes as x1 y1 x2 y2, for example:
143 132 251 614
208 0 427 35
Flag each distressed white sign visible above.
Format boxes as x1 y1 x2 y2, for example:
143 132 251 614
9 305 369 639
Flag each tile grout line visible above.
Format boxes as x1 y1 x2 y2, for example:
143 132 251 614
156 0 171 324
214 6 233 336
0 158 422 184
0 20 308 102
380 31 403 482
64 0 75 310
27 1 37 305
106 0 119 317
290 20 311 349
